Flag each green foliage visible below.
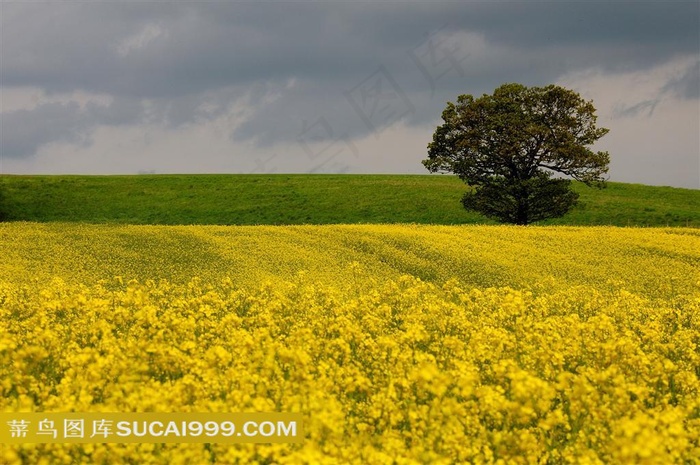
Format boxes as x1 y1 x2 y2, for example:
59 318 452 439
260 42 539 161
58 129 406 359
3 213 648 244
0 174 698 227
462 173 579 225
425 83 611 224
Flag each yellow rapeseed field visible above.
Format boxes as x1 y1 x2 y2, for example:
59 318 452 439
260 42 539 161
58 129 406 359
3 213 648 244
1 223 699 463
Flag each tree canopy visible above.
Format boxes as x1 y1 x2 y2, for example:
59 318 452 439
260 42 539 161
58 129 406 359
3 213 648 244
423 83 610 225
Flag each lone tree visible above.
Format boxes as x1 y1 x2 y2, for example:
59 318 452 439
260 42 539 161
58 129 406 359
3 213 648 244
423 83 610 225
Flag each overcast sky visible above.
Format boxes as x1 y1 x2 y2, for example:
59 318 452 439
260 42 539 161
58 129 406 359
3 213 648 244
1 1 698 188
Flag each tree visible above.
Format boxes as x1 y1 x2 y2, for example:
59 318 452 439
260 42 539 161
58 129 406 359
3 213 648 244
423 83 610 225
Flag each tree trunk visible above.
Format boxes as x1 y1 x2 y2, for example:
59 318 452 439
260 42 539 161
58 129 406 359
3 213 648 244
515 185 529 225
516 203 529 225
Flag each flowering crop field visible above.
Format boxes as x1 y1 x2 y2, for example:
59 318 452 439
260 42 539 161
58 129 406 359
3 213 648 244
1 223 699 464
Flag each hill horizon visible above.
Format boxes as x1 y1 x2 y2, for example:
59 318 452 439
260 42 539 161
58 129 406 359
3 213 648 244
0 174 698 227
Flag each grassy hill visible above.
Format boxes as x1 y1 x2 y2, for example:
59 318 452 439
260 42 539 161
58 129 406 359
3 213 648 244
0 174 698 227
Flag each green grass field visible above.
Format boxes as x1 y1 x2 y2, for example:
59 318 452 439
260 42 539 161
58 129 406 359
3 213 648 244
0 174 698 226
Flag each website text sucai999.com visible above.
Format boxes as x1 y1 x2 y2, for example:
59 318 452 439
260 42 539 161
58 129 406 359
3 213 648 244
115 419 297 439
1 413 303 444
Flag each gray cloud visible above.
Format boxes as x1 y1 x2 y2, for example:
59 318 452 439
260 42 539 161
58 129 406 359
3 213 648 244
1 102 91 158
3 2 697 98
662 58 700 100
0 97 149 158
1 1 698 181
612 99 659 119
85 98 145 126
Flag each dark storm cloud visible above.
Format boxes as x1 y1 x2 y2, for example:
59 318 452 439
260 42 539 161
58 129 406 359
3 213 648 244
662 58 700 100
445 2 698 52
4 2 697 95
1 98 146 158
1 102 90 158
1 2 383 98
1 1 698 156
